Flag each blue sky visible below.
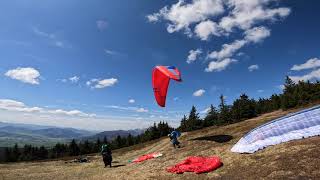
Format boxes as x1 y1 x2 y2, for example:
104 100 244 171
1 0 320 131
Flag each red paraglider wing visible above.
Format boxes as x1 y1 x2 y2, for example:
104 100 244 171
152 66 181 107
152 67 170 107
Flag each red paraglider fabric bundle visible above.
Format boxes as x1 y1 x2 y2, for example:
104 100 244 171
132 152 162 163
167 156 222 174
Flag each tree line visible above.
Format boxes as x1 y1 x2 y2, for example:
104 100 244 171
3 77 320 163
2 121 172 162
178 77 320 132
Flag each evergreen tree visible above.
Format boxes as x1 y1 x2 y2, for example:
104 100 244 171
203 104 219 127
218 95 230 125
126 134 134 146
185 106 202 131
178 115 188 132
69 139 80 156
231 94 257 122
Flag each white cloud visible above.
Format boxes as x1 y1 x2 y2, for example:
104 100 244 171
208 27 270 61
173 97 179 101
148 1 289 72
5 67 40 85
248 64 259 72
0 99 95 117
128 99 135 104
148 0 289 38
147 0 224 35
194 20 220 40
136 108 148 113
291 58 320 71
289 69 320 83
193 89 206 97
105 105 148 113
205 58 237 72
244 26 271 43
87 78 118 89
187 49 202 63
0 99 42 113
69 76 80 83
48 109 95 117
219 0 290 32
0 99 181 131
257 89 264 93
96 20 108 31
208 40 246 60
206 27 269 72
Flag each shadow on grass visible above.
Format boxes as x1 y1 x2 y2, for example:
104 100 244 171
192 135 233 143
112 164 126 168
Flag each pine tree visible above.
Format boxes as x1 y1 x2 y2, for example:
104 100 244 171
69 139 80 156
203 104 219 127
186 106 202 131
218 95 230 125
281 76 298 109
231 94 257 122
127 134 134 146
178 115 188 132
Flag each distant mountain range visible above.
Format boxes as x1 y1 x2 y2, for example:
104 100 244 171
83 129 144 142
0 122 144 147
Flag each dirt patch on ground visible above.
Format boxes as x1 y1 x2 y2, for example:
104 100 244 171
0 108 319 180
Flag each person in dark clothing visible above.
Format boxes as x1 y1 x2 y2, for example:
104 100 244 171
101 144 112 168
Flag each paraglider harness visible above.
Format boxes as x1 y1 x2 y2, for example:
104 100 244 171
169 131 181 148
101 144 112 168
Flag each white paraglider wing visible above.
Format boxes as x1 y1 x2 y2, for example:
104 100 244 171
231 105 320 153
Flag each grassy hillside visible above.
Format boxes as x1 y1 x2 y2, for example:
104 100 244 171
0 108 319 179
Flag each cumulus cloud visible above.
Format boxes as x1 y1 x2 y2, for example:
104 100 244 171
128 99 135 104
205 58 237 72
244 26 271 43
219 0 290 32
148 1 289 72
248 64 259 72
206 27 269 72
87 78 118 89
148 0 289 38
289 69 320 83
187 49 202 63
291 58 320 71
208 27 270 61
208 40 246 60
194 20 220 40
146 0 224 35
193 89 206 97
96 20 108 31
5 67 40 85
